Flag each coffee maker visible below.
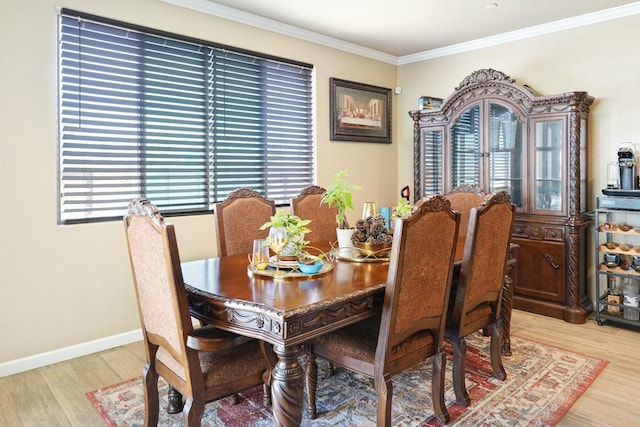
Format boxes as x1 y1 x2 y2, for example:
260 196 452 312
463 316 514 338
618 143 638 190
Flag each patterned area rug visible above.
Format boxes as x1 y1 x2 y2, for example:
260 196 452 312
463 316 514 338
87 334 607 426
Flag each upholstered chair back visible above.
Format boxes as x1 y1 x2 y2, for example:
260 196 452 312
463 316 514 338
445 184 486 251
291 185 338 243
445 190 515 407
382 194 460 357
304 194 460 425
450 190 515 336
124 198 271 425
124 199 198 382
214 188 276 256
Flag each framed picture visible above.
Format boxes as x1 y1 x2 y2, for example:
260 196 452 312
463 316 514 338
330 78 392 144
418 96 443 110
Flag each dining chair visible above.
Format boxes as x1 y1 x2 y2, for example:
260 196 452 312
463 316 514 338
304 194 460 425
214 188 276 256
290 185 338 244
444 190 515 407
123 199 272 426
445 184 486 251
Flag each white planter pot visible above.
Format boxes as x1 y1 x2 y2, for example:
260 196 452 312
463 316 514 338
336 228 356 257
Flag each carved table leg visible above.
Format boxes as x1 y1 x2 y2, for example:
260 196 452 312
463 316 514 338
271 344 304 427
303 343 318 419
501 248 517 356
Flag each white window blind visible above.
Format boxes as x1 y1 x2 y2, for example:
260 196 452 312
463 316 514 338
58 9 314 224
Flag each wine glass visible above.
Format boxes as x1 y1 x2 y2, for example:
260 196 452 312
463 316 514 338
250 239 270 271
268 226 288 277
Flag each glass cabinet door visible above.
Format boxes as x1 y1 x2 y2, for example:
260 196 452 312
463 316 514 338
419 128 444 196
489 102 524 208
451 104 480 188
533 117 565 214
449 101 524 208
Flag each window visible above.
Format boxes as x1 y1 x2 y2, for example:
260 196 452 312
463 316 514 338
58 9 314 224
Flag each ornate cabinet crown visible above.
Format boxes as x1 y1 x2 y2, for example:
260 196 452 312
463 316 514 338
409 69 594 323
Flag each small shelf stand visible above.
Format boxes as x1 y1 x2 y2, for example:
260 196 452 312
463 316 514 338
595 195 640 328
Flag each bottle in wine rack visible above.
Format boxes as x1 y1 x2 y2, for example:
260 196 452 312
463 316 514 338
623 278 640 321
605 276 623 316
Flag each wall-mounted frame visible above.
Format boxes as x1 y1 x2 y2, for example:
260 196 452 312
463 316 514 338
330 78 392 144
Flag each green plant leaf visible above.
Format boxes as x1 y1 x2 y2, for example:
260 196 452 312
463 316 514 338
321 169 361 229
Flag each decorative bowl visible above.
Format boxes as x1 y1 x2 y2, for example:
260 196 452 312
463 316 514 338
298 260 323 274
354 241 392 257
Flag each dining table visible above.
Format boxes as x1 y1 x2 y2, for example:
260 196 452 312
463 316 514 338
182 241 516 427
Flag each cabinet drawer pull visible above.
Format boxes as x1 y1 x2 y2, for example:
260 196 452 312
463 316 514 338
515 227 523 233
544 254 560 270
549 231 557 238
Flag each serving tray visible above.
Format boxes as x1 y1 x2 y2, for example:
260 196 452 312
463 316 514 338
247 260 333 279
332 248 390 263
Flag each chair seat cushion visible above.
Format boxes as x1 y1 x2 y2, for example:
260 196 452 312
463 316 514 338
158 340 265 387
200 340 266 388
313 317 379 363
446 302 492 332
312 316 435 368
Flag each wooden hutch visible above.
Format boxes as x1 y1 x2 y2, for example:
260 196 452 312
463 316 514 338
409 69 594 323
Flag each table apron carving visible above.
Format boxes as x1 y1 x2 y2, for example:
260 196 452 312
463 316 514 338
189 294 381 347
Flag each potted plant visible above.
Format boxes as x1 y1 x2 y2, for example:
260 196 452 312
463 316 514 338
393 198 414 220
321 169 362 251
321 169 362 229
260 211 312 258
388 198 415 230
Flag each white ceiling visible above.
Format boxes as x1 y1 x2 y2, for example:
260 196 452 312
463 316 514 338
164 0 640 62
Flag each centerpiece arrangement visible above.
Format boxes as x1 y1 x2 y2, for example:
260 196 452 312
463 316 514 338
350 199 414 258
260 211 311 259
259 212 332 276
352 214 394 257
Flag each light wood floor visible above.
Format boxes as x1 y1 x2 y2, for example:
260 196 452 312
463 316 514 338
1 309 638 426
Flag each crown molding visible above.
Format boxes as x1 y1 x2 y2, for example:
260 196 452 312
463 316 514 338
398 1 640 65
160 0 398 64
162 0 640 66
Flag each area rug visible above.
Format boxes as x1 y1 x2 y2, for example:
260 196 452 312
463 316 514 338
87 333 607 426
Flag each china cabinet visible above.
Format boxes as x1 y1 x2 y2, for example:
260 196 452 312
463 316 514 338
409 69 594 323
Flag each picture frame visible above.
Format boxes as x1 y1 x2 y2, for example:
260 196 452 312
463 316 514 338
418 96 443 110
330 78 392 144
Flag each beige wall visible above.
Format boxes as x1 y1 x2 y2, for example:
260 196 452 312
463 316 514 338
397 14 640 304
0 0 397 363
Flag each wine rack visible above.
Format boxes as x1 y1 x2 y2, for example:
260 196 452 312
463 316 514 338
595 196 640 328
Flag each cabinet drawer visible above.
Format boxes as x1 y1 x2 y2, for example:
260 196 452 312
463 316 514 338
544 227 564 241
513 224 529 238
513 223 564 241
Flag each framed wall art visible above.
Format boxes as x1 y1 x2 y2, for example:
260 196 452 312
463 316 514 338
330 78 392 144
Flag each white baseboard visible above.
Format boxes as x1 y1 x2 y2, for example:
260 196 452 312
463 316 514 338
0 328 143 378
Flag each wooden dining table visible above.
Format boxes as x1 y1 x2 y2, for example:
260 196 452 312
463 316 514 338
182 242 515 427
